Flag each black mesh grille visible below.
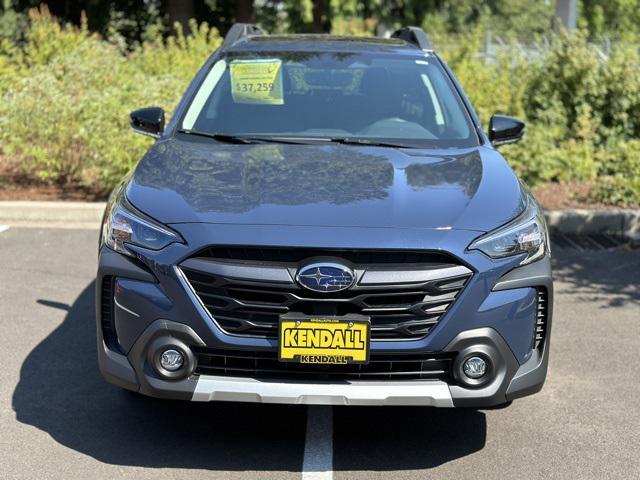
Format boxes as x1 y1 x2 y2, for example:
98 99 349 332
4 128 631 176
193 347 455 381
181 247 471 340
535 288 548 350
192 246 458 266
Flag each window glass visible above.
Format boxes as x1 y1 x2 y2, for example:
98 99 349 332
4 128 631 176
181 50 477 148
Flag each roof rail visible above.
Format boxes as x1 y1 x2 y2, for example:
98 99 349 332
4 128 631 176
221 23 265 49
390 26 432 50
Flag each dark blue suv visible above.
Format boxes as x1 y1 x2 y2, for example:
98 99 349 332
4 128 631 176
97 24 552 407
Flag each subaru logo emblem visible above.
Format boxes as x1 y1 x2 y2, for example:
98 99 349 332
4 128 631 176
296 263 355 293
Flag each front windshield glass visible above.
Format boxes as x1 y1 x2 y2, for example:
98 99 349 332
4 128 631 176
181 50 478 148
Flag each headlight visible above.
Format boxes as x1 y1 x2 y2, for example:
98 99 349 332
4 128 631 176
468 195 548 265
101 186 183 257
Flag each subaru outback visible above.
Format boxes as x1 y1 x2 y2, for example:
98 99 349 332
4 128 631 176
97 24 552 407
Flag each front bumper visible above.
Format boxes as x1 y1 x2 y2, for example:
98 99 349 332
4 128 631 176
96 224 553 408
98 315 550 407
189 326 549 406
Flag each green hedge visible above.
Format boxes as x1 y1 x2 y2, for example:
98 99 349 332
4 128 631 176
0 9 639 206
436 29 640 206
0 9 221 191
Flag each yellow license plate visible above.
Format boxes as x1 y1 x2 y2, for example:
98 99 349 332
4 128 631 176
278 316 370 364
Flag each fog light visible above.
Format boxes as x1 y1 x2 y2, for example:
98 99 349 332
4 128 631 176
463 356 487 379
160 349 184 371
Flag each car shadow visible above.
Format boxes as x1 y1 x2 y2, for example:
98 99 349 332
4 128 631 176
551 248 640 308
13 281 487 472
333 405 486 471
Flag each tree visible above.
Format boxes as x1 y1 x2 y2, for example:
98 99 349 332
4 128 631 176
311 0 330 32
235 0 254 23
581 0 640 40
167 0 194 32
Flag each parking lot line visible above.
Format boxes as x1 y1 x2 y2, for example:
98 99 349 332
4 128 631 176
0 225 9 234
302 406 333 480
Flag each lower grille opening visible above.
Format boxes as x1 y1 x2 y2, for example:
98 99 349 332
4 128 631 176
534 288 548 350
192 347 455 381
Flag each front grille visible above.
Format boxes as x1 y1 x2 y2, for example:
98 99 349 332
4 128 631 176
193 347 455 381
534 288 548 350
180 247 472 340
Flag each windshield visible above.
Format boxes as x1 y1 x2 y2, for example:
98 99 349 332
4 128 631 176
181 50 478 148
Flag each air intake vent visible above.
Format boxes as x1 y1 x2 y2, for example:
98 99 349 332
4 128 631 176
535 288 548 350
100 276 120 352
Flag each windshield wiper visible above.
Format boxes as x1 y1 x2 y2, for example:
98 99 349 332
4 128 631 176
327 137 415 149
179 130 416 148
178 130 319 145
178 130 255 144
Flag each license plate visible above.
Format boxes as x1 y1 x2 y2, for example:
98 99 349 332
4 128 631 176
278 314 370 364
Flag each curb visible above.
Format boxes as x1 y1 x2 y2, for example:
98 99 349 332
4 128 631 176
544 210 640 241
0 201 106 229
0 201 638 240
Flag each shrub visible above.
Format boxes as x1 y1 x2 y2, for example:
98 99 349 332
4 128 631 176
591 141 640 206
132 20 221 81
439 28 640 204
0 8 221 192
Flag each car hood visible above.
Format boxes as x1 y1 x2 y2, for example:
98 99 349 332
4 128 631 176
126 137 524 233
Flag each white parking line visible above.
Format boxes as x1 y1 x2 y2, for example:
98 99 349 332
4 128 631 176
0 225 9 234
302 406 333 480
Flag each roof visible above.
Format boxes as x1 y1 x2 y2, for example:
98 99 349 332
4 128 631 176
224 34 428 55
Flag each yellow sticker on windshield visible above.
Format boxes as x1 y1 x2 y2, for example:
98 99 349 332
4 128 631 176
230 59 283 105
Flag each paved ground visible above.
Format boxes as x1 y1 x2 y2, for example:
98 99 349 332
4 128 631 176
0 226 639 480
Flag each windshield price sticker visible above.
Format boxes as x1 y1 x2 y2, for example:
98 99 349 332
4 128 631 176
230 59 284 105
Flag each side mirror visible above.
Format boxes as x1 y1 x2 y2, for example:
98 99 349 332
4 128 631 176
130 107 165 138
488 114 525 147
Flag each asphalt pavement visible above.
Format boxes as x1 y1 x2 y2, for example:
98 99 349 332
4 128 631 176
0 226 639 479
